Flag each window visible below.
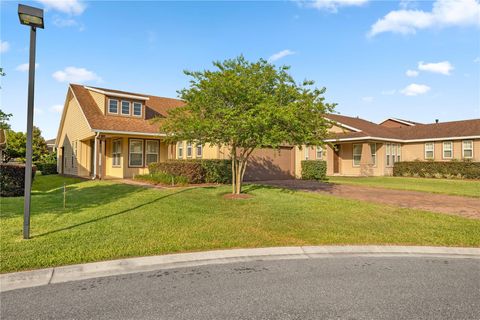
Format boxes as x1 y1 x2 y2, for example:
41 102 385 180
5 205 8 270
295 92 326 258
316 146 323 159
112 139 121 166
129 139 143 167
386 143 401 166
443 141 453 159
177 142 183 159
145 140 159 165
196 144 203 158
133 102 142 117
121 101 131 115
353 144 362 166
425 142 434 159
186 142 192 158
370 143 377 166
305 147 309 160
108 99 118 114
462 140 473 159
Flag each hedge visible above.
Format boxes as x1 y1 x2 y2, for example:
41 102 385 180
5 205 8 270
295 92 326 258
301 160 327 181
148 160 231 184
134 172 188 186
35 162 57 175
393 161 480 179
0 164 37 197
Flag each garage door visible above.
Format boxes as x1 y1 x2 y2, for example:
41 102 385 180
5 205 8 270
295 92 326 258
244 147 294 181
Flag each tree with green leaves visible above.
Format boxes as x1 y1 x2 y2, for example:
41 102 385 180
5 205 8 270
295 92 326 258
160 56 336 194
0 109 12 130
2 126 48 163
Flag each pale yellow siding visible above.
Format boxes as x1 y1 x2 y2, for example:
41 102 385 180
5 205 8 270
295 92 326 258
89 90 106 114
402 139 480 162
56 89 94 177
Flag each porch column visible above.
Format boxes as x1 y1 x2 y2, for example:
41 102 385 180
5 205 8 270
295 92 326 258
360 142 374 176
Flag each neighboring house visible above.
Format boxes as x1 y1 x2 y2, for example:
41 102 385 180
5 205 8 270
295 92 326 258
45 138 56 153
56 84 480 180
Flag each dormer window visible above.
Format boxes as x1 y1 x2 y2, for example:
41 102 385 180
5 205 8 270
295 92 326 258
108 99 118 114
133 102 142 117
121 101 131 115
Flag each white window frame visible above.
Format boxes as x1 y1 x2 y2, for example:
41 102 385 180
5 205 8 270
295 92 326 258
316 146 323 159
129 139 144 167
305 147 309 160
177 142 183 159
196 143 203 158
132 102 142 117
186 142 192 158
386 143 391 167
353 144 362 167
112 139 122 167
425 142 434 160
397 144 401 162
462 140 473 159
121 100 131 115
370 143 377 166
145 140 159 165
108 99 119 114
442 141 453 159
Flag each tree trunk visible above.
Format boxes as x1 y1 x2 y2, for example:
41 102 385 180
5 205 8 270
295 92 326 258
230 147 255 195
231 146 236 194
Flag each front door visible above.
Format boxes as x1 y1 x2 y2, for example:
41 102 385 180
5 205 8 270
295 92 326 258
333 145 340 174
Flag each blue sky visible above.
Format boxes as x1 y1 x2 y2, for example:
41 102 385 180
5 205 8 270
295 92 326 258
1 0 479 139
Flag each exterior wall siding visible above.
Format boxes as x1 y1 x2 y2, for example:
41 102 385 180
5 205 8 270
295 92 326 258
402 139 480 162
56 89 94 177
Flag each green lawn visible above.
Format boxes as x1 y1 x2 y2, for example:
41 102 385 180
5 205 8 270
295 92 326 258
328 176 480 198
1 175 479 273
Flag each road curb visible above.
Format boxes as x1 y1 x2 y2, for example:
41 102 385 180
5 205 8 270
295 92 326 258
1 246 479 292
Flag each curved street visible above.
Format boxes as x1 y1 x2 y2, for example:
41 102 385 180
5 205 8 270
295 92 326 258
2 256 479 319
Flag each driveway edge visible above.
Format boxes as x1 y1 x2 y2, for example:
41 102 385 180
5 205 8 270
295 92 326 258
2 246 479 292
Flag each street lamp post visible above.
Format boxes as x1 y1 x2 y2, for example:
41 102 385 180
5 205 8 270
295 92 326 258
18 4 44 239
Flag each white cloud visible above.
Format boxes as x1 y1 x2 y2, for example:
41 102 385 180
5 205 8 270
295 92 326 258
0 41 10 53
362 96 374 103
52 67 101 83
400 83 431 96
268 49 296 62
34 108 44 116
381 89 396 95
50 104 64 113
36 0 86 15
368 0 480 37
16 63 39 72
474 57 480 63
418 61 454 75
299 0 369 13
53 17 78 27
406 69 419 77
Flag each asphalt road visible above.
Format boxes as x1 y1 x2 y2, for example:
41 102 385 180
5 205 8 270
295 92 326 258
1 256 479 319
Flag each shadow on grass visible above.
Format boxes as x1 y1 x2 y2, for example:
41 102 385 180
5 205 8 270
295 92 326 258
32 187 195 238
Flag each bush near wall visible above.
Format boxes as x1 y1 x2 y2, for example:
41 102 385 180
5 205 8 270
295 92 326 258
393 161 480 179
0 164 37 197
301 160 327 181
35 162 57 175
148 160 231 184
134 172 188 186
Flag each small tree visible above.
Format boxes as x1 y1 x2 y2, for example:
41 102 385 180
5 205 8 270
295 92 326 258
2 126 48 163
161 56 336 194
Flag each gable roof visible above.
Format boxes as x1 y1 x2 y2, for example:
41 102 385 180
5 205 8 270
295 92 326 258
326 113 480 142
380 118 421 127
69 84 185 134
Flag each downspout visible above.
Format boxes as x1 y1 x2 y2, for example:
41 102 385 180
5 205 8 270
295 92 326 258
93 132 99 179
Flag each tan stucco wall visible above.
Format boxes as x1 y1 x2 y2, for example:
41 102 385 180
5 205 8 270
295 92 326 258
402 139 480 162
56 89 94 177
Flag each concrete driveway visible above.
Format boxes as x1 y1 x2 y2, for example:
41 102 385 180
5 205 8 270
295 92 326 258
1 256 479 319
258 180 480 219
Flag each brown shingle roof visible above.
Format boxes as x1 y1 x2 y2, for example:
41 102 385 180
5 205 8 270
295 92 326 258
327 113 480 141
70 84 185 134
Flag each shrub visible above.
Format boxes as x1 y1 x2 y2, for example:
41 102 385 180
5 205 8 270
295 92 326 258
35 162 57 175
0 163 37 197
134 172 188 186
148 160 231 184
301 160 327 181
393 161 480 179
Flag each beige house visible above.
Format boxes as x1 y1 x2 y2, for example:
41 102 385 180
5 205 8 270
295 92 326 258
56 84 480 180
